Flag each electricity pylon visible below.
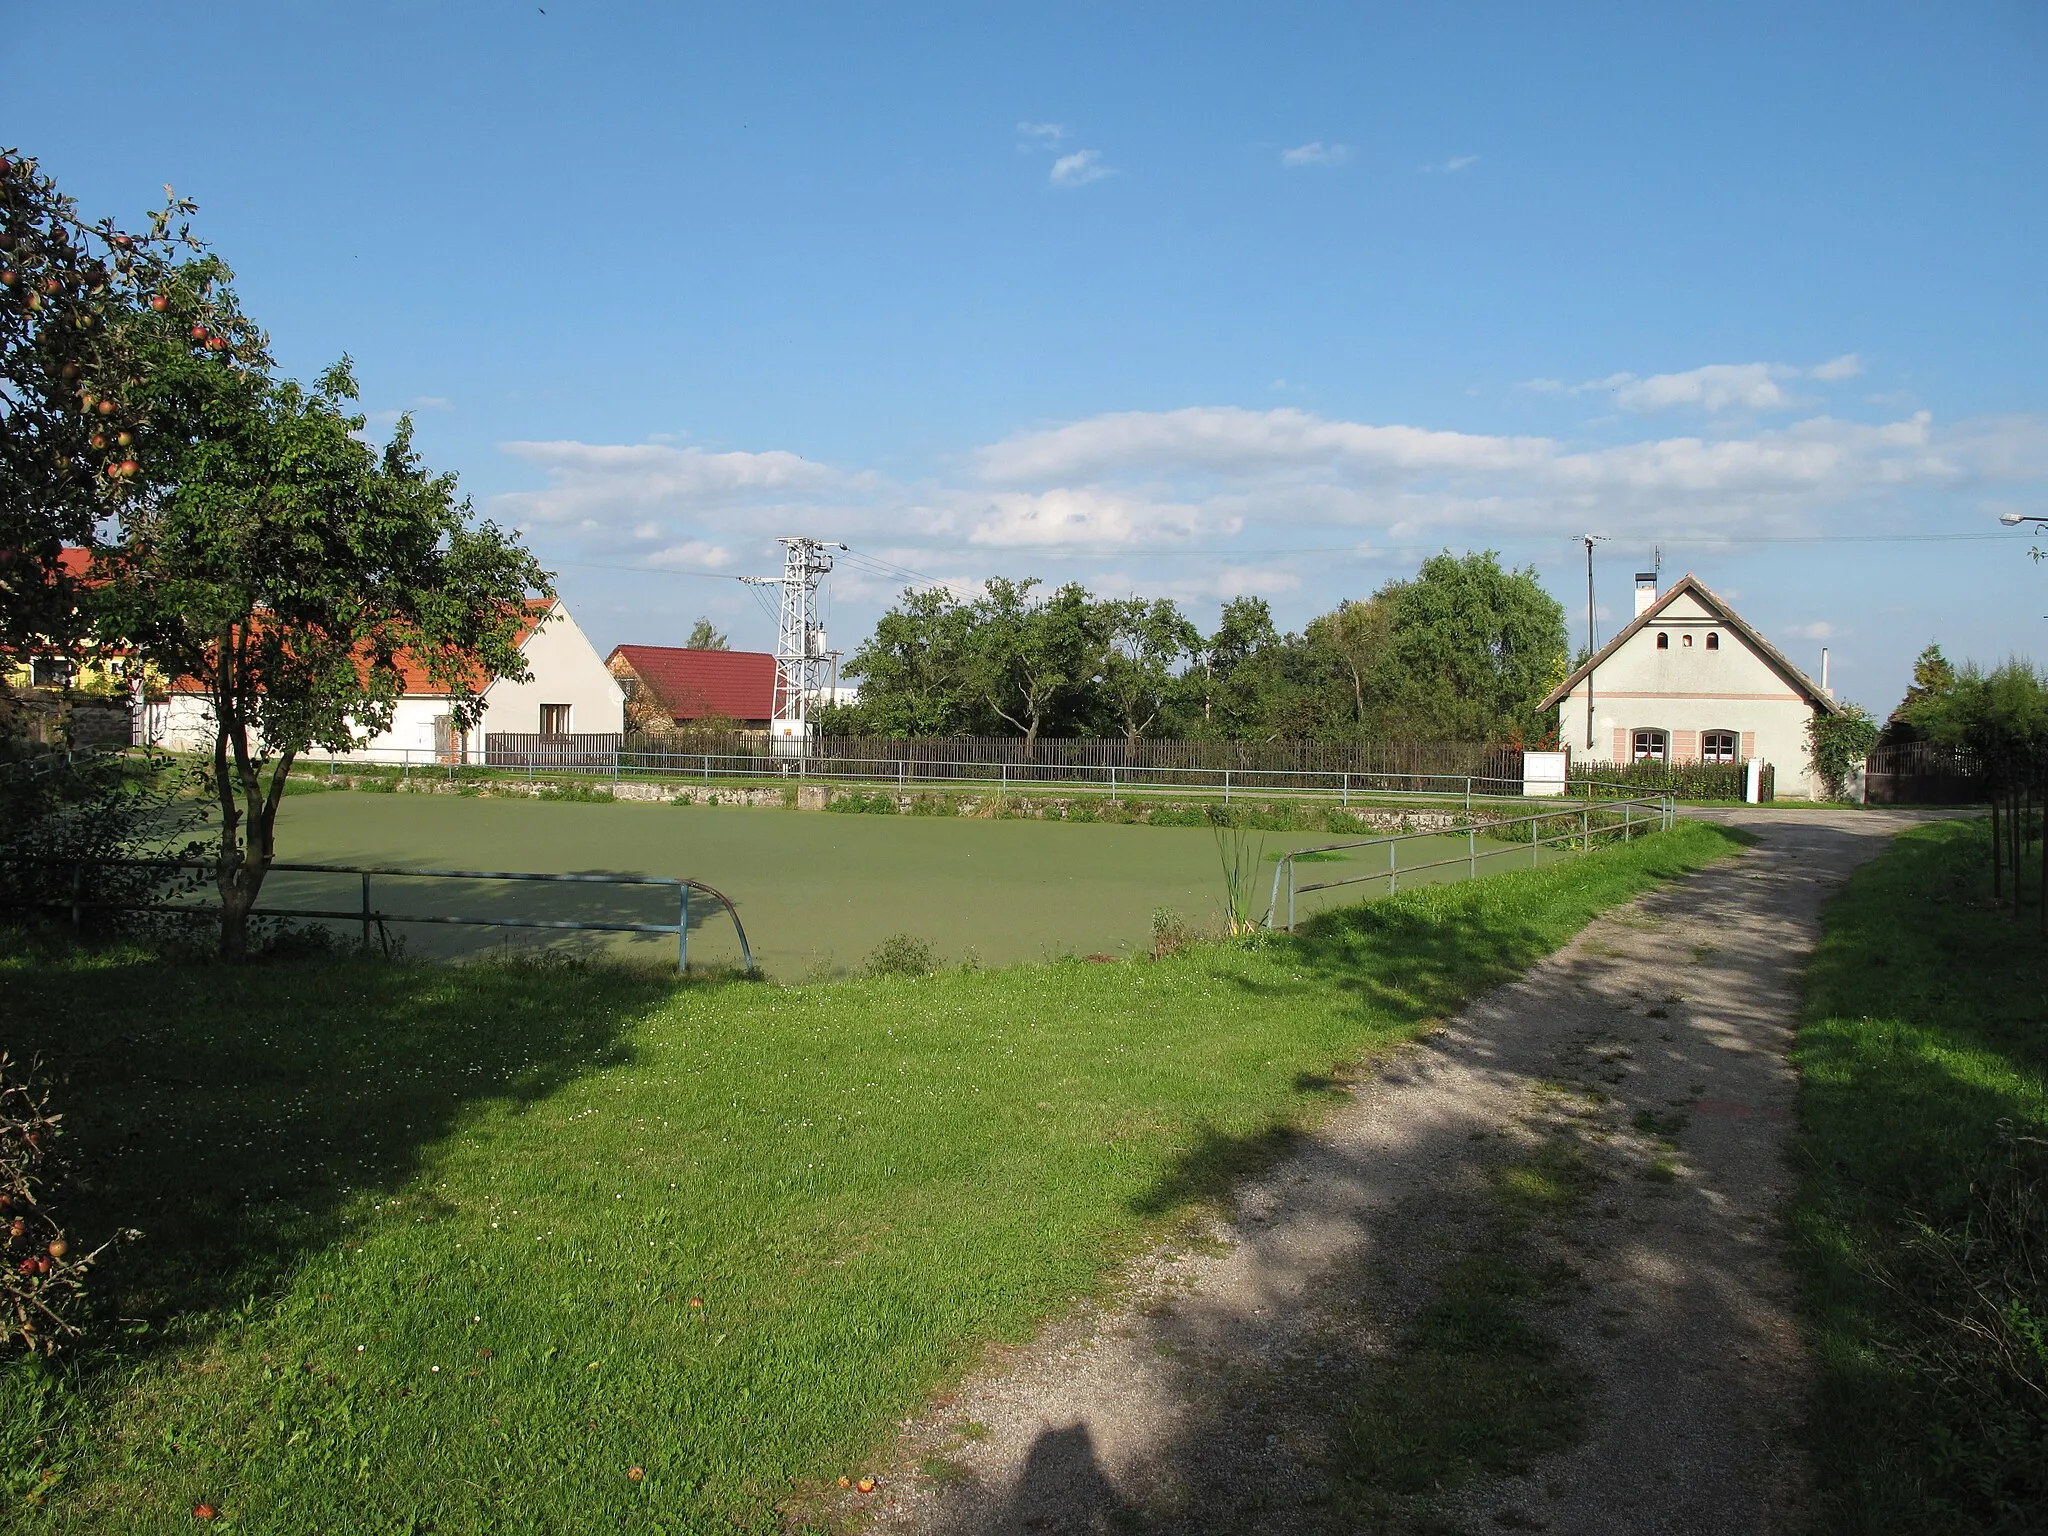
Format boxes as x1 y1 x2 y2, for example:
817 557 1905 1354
740 537 844 750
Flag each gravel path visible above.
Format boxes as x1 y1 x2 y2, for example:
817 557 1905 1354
855 809 1922 1536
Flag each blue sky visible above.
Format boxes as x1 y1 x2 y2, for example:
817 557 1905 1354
14 1 2048 714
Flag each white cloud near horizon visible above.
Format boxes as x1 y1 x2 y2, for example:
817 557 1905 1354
1049 148 1113 186
491 389 2048 596
494 440 832 526
1280 141 1350 168
1526 355 1865 414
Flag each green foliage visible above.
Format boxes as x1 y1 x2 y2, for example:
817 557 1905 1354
1098 595 1201 744
824 790 900 815
534 783 614 804
1807 705 1881 801
1212 822 1266 934
863 932 940 976
838 551 1568 748
1887 643 1958 736
1569 756 1760 801
1373 551 1569 743
684 616 728 650
1793 820 2048 1531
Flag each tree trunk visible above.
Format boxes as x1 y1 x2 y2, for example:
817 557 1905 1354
1991 792 2003 901
2010 789 2020 913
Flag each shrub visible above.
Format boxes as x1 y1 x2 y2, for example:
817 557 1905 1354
2 1052 134 1356
906 793 958 817
1151 907 1197 958
1808 705 1881 802
1569 758 1755 801
355 774 398 794
864 933 939 976
826 791 898 815
1146 804 1208 828
536 784 615 803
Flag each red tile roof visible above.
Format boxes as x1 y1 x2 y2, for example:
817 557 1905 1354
608 645 776 723
169 599 556 696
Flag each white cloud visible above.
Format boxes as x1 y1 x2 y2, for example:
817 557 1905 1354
645 541 734 570
1527 355 1871 416
493 440 832 524
1049 149 1114 187
1617 364 1797 414
1016 121 1066 146
1421 154 1478 173
978 406 1550 483
1785 621 1837 640
966 488 1218 547
1280 141 1350 169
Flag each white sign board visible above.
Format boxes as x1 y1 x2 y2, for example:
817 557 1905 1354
1523 750 1569 797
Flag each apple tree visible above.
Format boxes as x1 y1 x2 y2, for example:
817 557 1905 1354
0 147 201 663
98 279 548 958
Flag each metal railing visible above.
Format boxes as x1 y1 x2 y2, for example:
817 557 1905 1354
1264 793 1677 931
1 857 754 975
292 743 1651 812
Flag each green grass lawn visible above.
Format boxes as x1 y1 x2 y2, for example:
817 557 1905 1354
1 820 1740 1533
260 793 1561 978
1793 818 2048 1533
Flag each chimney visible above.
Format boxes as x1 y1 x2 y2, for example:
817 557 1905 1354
1634 572 1659 617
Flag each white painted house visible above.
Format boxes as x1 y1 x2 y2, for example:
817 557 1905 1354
1542 572 1841 798
148 598 624 764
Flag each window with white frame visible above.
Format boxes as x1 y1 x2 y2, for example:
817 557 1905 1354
1633 728 1668 762
539 703 572 737
1701 729 1738 763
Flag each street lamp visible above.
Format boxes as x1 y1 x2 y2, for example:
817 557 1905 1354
2001 512 2048 527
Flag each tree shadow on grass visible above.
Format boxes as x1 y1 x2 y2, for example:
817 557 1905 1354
0 936 683 1370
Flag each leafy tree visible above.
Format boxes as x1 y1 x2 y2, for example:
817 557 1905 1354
684 616 728 650
1372 551 1566 742
1903 660 2048 917
1884 643 1958 741
963 578 1099 753
1305 596 1394 734
1189 597 1279 736
99 277 546 959
1098 596 1199 744
0 148 199 668
838 586 979 736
